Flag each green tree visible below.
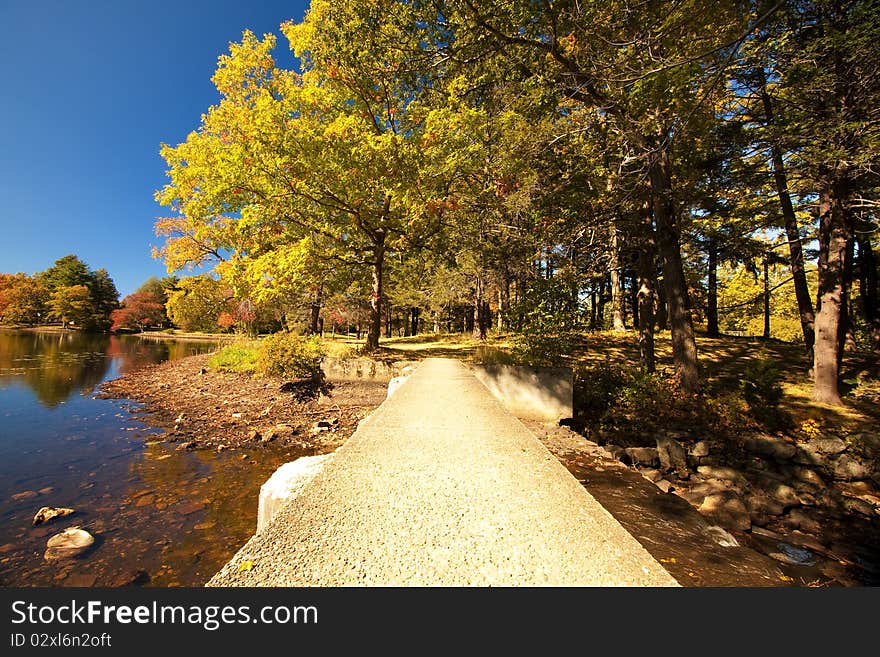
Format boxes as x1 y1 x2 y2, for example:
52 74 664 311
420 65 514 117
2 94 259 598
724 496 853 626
37 256 119 330
427 1 763 391
39 255 93 291
767 0 880 404
88 268 120 331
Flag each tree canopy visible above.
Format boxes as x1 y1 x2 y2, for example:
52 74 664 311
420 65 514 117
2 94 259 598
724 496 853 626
152 0 880 405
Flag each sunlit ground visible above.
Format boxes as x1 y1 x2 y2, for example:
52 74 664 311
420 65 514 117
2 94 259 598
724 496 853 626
326 329 878 437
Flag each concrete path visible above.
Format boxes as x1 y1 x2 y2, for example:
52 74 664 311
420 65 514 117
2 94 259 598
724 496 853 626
209 358 678 586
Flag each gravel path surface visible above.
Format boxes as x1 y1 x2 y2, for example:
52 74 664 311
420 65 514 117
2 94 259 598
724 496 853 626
209 358 679 586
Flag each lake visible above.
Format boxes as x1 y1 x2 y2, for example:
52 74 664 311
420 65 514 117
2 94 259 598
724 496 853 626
0 330 303 587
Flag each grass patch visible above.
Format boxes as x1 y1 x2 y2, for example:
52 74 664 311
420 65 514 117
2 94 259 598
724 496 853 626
208 342 260 374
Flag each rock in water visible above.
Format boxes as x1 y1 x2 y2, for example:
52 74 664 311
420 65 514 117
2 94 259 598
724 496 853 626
110 569 150 587
44 527 95 560
32 507 76 527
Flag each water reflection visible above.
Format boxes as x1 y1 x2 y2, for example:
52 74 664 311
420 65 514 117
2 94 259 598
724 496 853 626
0 329 286 588
0 331 215 407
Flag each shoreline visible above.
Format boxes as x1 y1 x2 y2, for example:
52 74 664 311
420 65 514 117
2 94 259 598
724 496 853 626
98 353 388 453
0 326 233 342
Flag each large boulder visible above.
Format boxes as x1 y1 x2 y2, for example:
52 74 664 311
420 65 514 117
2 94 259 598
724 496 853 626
698 492 751 531
744 434 797 461
623 447 659 467
696 465 746 485
44 527 94 560
832 455 871 482
386 376 410 399
258 454 333 533
691 441 710 458
811 437 847 456
656 435 688 474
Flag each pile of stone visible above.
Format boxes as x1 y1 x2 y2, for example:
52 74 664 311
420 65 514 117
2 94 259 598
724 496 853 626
601 430 880 546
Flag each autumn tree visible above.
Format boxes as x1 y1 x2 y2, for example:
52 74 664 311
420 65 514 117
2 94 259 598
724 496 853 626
766 0 880 404
49 285 93 330
165 275 232 332
110 292 167 332
156 4 453 351
0 273 49 325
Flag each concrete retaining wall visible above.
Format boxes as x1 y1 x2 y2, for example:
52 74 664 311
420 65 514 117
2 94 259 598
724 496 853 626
257 454 333 533
471 364 572 422
321 358 419 382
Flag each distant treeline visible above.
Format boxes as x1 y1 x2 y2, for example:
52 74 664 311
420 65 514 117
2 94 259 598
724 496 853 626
0 255 119 331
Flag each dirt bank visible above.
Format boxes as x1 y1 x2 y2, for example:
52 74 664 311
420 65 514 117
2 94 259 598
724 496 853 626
99 353 388 453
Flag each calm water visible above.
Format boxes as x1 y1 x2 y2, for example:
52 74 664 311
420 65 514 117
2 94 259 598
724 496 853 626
0 330 304 587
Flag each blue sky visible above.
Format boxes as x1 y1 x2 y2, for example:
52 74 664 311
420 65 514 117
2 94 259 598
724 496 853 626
0 0 309 297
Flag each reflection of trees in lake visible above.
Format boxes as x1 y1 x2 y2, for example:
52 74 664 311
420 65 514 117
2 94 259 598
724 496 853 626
108 336 169 375
0 331 111 407
0 332 218 408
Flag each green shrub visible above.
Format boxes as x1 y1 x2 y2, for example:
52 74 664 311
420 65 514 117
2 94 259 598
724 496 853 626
573 362 629 420
208 343 259 374
614 370 673 427
508 270 580 366
574 362 754 444
256 332 325 379
740 359 789 428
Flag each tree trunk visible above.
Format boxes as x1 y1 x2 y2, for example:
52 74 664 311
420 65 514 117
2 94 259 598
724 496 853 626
763 254 771 339
637 203 657 372
654 278 668 331
706 238 719 338
472 276 487 340
761 80 815 362
589 283 598 331
366 241 385 352
630 268 640 329
308 284 322 335
410 307 420 336
648 138 699 392
596 276 607 330
496 288 505 332
856 231 880 351
610 227 626 331
812 182 850 405
838 235 855 370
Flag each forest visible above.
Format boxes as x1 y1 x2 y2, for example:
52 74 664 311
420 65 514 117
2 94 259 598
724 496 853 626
151 0 879 407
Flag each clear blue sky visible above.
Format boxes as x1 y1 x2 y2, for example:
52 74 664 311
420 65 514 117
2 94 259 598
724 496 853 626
0 0 309 297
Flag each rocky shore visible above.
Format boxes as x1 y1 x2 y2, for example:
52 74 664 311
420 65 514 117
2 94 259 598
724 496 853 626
98 353 388 453
555 425 880 585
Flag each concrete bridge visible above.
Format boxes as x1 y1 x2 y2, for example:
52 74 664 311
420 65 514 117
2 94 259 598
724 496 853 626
208 358 678 586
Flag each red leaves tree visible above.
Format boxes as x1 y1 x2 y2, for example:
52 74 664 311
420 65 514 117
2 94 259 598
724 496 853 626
110 292 166 332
